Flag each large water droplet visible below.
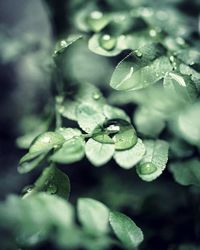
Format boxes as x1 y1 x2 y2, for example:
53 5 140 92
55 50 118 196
138 162 157 175
47 183 58 195
99 34 117 51
105 119 137 151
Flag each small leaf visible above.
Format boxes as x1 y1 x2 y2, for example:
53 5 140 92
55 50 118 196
109 211 144 249
103 105 130 122
114 138 145 169
18 152 47 174
56 128 82 140
29 132 65 155
169 159 200 186
176 102 200 146
77 103 105 133
110 43 172 91
77 198 109 236
136 139 169 181
85 139 114 166
25 166 70 199
133 107 165 137
163 72 197 103
51 136 85 164
54 35 82 56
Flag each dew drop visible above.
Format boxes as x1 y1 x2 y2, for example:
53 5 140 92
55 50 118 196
22 185 34 195
138 162 157 175
60 40 67 48
93 92 101 100
99 34 117 51
135 49 143 58
149 29 157 37
47 184 57 195
106 124 120 133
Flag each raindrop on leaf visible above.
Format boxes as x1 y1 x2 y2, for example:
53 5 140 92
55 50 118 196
47 184 58 195
99 34 117 51
137 162 157 175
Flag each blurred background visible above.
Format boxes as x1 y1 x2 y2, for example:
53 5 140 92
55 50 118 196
0 0 200 249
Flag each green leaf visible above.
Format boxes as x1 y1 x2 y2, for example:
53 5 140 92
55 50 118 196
169 159 200 186
56 127 82 140
163 72 197 103
176 102 200 146
0 193 75 247
77 103 105 133
136 139 169 181
77 198 109 236
103 105 130 122
23 166 70 199
54 35 82 56
29 132 65 155
18 152 47 174
133 107 165 137
51 136 85 164
110 43 172 91
85 139 114 166
114 138 145 169
109 211 144 249
60 83 106 122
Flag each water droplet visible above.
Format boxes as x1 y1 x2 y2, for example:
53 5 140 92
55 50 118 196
99 34 117 51
93 92 101 100
86 10 106 32
22 185 34 195
169 56 175 62
104 119 137 151
149 29 157 37
47 184 57 195
60 40 67 48
56 95 64 104
89 10 103 20
106 124 120 133
138 162 157 175
135 49 143 58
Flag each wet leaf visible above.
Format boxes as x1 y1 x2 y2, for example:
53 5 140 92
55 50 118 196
170 159 200 186
109 211 144 249
51 136 85 164
110 43 172 91
29 132 65 155
114 138 145 169
78 198 109 236
24 166 70 199
136 139 169 181
85 139 114 166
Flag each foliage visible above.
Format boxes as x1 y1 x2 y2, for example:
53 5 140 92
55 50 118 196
1 0 200 249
